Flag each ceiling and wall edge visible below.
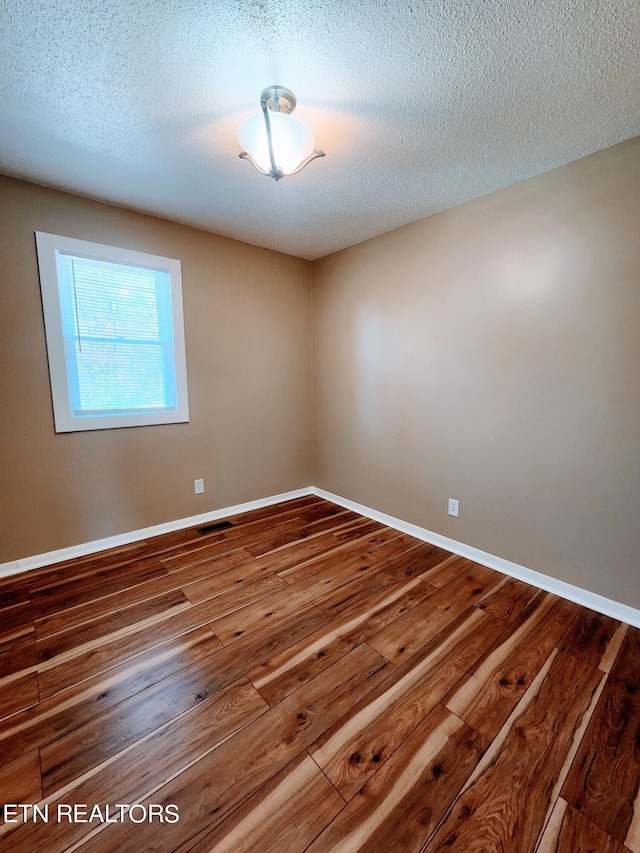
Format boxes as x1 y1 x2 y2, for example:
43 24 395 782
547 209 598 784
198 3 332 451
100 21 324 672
4 131 640 265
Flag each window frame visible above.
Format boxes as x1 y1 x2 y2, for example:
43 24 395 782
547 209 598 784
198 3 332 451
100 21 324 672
35 231 190 433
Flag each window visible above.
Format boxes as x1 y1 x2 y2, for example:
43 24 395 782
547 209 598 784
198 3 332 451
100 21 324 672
35 232 189 432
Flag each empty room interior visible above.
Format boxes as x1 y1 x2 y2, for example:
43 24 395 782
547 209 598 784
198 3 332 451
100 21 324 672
0 1 639 851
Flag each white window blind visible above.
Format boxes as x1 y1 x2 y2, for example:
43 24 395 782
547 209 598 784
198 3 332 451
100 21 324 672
35 232 189 432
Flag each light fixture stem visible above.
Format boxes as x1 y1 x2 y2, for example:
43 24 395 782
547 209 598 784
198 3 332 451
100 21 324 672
261 98 280 178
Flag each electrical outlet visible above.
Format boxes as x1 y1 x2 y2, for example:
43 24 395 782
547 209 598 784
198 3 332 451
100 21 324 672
194 478 205 495
448 498 459 517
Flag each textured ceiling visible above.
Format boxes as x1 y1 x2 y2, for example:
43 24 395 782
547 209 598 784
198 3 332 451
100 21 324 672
0 0 639 259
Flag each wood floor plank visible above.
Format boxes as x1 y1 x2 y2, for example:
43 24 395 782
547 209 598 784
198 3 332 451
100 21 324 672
248 523 383 580
35 590 320 703
558 606 627 671
290 549 391 598
331 519 386 541
210 568 350 644
207 507 336 553
367 562 501 664
275 534 390 584
180 560 285 605
366 533 430 562
336 574 435 625
169 548 255 586
185 574 289 624
33 587 191 643
310 608 504 800
443 592 579 741
0 622 34 646
207 601 333 677
188 753 345 853
38 624 222 702
38 607 337 795
475 575 542 623
297 500 347 521
0 750 42 823
243 500 343 535
42 599 328 705
369 542 452 583
424 650 603 852
33 603 228 697
155 533 231 565
31 549 254 643
159 519 304 571
0 625 221 768
312 566 434 620
259 508 357 544
417 555 475 589
307 544 452 621
536 798 633 853
0 600 36 636
28 558 169 618
0 678 267 853
0 591 193 684
3 560 172 644
13 542 149 592
248 576 433 706
0 670 39 720
306 704 486 853
0 627 38 681
0 582 31 609
42 573 282 651
40 646 257 794
231 520 314 559
561 625 640 850
161 544 256 585
73 643 392 853
251 531 360 576
296 507 360 533
307 508 369 533
144 526 239 559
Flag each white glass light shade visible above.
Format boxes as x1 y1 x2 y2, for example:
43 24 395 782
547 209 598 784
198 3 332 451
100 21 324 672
238 111 316 175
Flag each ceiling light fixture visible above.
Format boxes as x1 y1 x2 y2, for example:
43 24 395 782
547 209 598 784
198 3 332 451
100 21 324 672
238 86 325 181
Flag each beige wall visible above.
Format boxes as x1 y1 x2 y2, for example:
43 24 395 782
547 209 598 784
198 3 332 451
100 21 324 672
0 176 314 562
313 137 640 608
3 139 639 608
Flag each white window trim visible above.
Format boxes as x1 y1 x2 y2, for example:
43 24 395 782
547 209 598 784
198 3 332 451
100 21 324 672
35 231 190 432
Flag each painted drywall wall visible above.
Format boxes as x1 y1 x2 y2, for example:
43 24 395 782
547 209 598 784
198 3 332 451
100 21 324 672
0 176 314 561
313 137 640 608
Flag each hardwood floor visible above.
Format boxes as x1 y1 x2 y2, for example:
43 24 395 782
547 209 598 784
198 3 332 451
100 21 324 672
0 495 637 852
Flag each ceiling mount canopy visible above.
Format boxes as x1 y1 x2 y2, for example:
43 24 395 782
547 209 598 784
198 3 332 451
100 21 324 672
238 85 325 181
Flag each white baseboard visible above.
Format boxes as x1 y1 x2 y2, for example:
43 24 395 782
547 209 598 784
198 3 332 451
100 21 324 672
311 487 640 629
0 487 314 580
2 484 638 630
